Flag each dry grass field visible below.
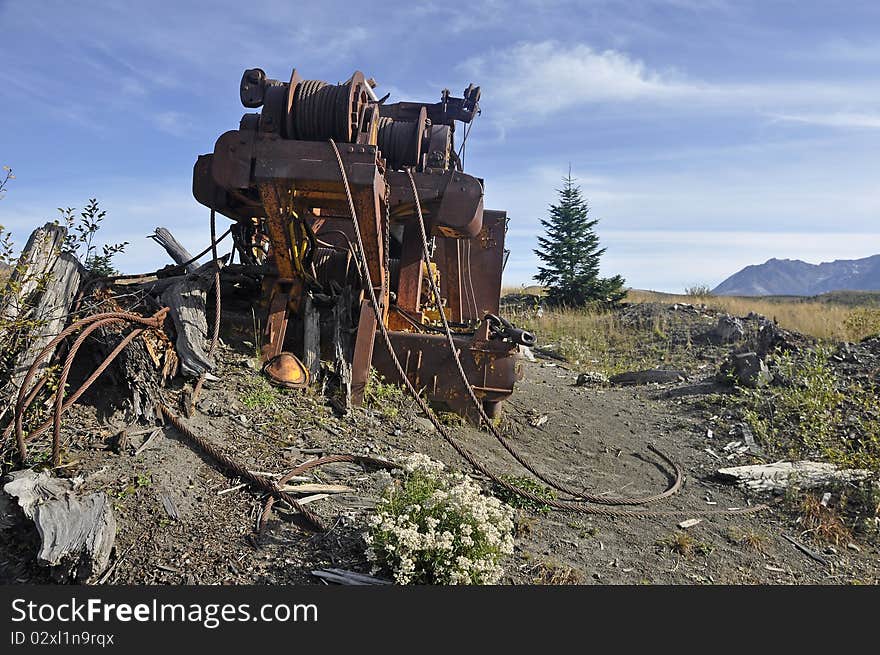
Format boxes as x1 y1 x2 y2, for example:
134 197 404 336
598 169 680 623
503 286 880 343
626 289 880 342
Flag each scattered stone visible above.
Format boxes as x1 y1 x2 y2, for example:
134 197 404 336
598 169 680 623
716 461 872 492
413 416 437 433
529 414 549 428
712 315 745 343
677 518 702 529
518 346 536 362
576 371 609 387
608 369 686 386
755 320 801 356
718 351 772 388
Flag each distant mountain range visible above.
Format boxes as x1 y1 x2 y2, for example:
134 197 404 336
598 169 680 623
713 254 880 296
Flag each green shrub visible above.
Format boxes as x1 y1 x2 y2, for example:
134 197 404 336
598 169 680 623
365 368 406 420
684 284 713 298
739 347 880 471
492 474 557 513
239 375 278 409
843 308 880 341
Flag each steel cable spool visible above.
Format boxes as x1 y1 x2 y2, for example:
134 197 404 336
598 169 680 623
377 106 427 169
377 118 415 169
289 71 370 143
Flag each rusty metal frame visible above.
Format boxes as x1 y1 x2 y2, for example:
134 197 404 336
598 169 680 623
193 67 521 418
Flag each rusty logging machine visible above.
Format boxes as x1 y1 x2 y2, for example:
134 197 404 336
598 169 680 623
193 67 534 419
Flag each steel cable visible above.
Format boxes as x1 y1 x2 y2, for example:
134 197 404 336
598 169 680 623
9 310 169 461
156 405 325 531
377 118 418 169
404 169 684 506
330 140 766 518
294 79 353 142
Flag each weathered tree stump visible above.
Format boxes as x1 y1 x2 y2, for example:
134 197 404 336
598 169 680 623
0 223 82 419
2 469 116 581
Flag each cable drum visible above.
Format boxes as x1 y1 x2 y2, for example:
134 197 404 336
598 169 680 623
378 118 419 169
293 80 339 140
289 72 371 143
377 105 427 170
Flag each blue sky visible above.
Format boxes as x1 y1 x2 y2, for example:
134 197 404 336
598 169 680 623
1 0 879 292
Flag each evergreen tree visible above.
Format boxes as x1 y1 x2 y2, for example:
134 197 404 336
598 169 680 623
534 171 626 307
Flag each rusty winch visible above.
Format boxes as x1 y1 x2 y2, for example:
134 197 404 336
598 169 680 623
193 66 533 419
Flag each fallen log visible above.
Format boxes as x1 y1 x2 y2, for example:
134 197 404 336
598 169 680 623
2 469 116 581
609 369 686 386
716 461 872 493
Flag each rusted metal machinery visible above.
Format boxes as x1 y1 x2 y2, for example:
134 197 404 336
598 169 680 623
193 67 533 418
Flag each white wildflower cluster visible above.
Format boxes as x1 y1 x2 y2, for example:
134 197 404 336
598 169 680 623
400 452 446 475
366 453 514 585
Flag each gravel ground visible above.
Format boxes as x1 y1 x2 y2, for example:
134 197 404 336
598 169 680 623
2 302 877 585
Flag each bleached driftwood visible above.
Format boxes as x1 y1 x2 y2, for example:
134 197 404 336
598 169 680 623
0 223 82 417
161 259 222 377
716 461 872 492
3 469 115 580
149 227 197 273
609 369 686 386
310 568 391 585
279 483 353 494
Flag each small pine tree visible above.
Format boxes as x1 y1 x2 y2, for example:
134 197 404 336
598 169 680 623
534 171 626 307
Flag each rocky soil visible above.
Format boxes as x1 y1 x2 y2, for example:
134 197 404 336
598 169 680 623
1 300 878 585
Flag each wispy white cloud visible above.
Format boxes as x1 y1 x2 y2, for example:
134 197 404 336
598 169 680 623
461 40 880 127
771 112 880 129
461 41 693 117
152 111 194 137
